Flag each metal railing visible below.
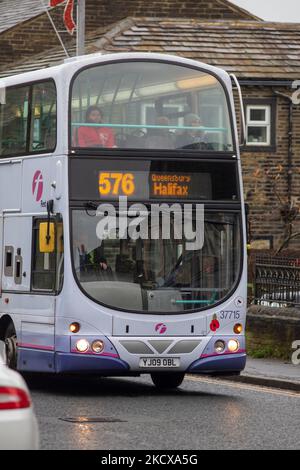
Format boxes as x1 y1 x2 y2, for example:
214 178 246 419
253 254 300 307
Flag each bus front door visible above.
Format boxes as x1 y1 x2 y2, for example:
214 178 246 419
2 215 56 372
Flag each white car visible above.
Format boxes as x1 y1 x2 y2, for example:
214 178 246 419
0 341 39 450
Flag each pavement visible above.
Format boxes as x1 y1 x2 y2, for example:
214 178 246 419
221 357 300 391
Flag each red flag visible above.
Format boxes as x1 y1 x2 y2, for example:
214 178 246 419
49 0 76 35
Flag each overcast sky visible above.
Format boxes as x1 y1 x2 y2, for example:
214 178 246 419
230 0 300 22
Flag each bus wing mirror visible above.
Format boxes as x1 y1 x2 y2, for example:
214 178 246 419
39 222 55 253
230 74 246 147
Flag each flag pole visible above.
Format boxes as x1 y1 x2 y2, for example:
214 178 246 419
76 0 86 56
41 0 70 57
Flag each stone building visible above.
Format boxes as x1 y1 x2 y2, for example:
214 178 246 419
0 0 299 252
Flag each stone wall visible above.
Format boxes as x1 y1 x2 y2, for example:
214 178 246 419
0 5 68 68
85 0 254 31
235 86 300 251
247 305 300 359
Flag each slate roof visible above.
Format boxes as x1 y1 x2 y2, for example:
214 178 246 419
0 0 46 34
1 17 300 80
98 18 300 79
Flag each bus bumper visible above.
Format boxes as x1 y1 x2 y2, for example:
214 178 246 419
55 352 130 374
54 351 246 375
188 353 246 375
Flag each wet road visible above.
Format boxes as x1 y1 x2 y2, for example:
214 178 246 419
25 374 300 450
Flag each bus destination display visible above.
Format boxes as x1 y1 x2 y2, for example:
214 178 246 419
98 171 212 200
69 158 238 202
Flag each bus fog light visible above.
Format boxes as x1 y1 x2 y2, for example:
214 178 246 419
92 340 104 354
70 322 80 333
228 339 239 353
233 323 243 334
214 340 226 354
76 339 89 353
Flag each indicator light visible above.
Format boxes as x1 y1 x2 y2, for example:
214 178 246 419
233 323 243 334
69 322 80 333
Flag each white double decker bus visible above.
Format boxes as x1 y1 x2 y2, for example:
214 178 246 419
0 53 247 389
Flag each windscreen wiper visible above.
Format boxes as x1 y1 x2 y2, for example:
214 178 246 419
85 201 98 210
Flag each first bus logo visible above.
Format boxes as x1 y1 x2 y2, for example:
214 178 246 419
155 323 167 334
32 170 44 202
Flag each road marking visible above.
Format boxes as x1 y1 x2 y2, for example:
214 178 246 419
186 375 300 398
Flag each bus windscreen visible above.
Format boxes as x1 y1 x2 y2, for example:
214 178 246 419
71 61 233 152
71 210 241 313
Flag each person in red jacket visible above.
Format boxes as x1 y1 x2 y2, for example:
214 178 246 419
77 106 116 148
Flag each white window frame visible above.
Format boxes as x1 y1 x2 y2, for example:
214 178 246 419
246 104 271 146
141 103 185 131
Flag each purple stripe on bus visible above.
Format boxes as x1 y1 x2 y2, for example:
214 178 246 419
18 342 55 351
189 353 246 374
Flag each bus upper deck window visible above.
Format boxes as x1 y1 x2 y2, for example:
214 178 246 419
71 61 233 152
0 86 29 157
0 80 56 158
30 81 57 153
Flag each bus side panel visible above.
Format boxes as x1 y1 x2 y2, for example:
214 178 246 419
0 159 22 299
0 160 22 211
18 321 55 372
2 216 32 292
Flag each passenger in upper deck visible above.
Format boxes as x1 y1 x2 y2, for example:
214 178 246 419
144 116 175 149
76 106 116 148
176 113 207 150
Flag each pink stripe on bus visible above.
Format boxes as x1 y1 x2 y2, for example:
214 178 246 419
200 349 246 359
100 352 119 358
71 348 119 358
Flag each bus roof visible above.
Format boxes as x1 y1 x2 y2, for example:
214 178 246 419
0 52 231 89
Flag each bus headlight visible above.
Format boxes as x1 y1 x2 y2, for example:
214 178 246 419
214 340 226 354
76 339 89 353
91 340 104 354
228 339 239 353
